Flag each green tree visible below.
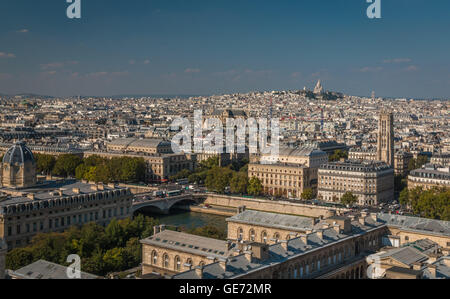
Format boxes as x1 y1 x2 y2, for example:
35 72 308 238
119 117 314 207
52 154 83 177
205 167 233 193
230 172 248 194
329 150 348 162
5 248 34 270
301 188 314 200
247 177 263 196
341 192 358 206
35 154 56 175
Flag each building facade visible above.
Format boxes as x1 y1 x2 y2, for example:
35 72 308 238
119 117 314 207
318 160 394 206
407 165 450 190
0 143 133 250
248 147 328 198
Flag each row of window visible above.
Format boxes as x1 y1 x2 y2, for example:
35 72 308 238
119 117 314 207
7 206 129 237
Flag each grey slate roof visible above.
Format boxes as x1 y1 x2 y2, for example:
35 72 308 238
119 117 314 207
226 210 314 232
379 246 429 266
141 230 230 260
2 141 35 165
377 213 450 237
10 260 99 279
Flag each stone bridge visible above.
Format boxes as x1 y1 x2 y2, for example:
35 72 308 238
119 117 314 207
132 194 203 214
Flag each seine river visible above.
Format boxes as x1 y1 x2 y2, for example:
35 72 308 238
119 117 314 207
138 210 228 233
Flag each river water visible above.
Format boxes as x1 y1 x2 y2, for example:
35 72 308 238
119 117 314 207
138 209 228 233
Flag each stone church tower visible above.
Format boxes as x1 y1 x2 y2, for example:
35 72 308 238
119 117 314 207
377 111 394 167
0 238 6 279
0 142 37 189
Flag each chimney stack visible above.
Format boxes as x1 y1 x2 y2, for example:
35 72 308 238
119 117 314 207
72 188 80 194
370 213 378 222
316 229 324 240
218 258 228 271
153 226 160 236
427 264 437 278
333 224 341 234
244 251 253 263
27 193 35 200
301 234 309 245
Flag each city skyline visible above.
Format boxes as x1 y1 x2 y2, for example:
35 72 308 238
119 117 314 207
1 0 450 99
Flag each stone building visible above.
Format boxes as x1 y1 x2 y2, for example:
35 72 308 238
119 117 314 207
106 138 173 154
139 210 450 280
394 151 413 176
248 147 328 198
318 160 394 206
141 226 231 277
0 143 133 250
431 153 450 167
0 142 37 189
407 165 450 190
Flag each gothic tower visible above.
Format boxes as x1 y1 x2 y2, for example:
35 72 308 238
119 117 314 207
377 111 394 167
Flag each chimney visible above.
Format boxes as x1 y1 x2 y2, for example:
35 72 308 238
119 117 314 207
27 193 35 200
195 266 204 278
322 223 330 229
244 251 253 263
218 258 228 271
108 183 116 188
333 224 341 234
316 229 324 240
91 185 98 191
237 206 246 214
358 216 366 226
370 213 378 222
300 234 308 245
427 264 437 278
98 184 105 191
427 254 439 264
159 225 166 232
153 226 160 236
412 262 422 271
72 188 80 194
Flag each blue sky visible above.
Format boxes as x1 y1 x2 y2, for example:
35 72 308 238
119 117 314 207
0 0 449 98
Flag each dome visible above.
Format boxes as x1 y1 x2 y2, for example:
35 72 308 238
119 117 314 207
2 141 35 165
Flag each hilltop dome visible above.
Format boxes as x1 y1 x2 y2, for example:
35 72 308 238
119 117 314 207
2 141 35 165
1 142 36 189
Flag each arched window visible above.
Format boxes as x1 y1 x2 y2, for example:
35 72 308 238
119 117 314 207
186 258 193 266
163 253 169 268
249 229 255 241
175 256 181 271
152 251 158 265
238 228 243 240
199 261 205 267
274 233 280 243
262 231 268 243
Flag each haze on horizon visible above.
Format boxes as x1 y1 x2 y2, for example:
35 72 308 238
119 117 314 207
0 0 449 99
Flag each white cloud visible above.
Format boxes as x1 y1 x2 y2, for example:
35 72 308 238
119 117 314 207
383 58 412 64
17 29 29 33
40 61 78 70
143 59 150 65
359 66 383 73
